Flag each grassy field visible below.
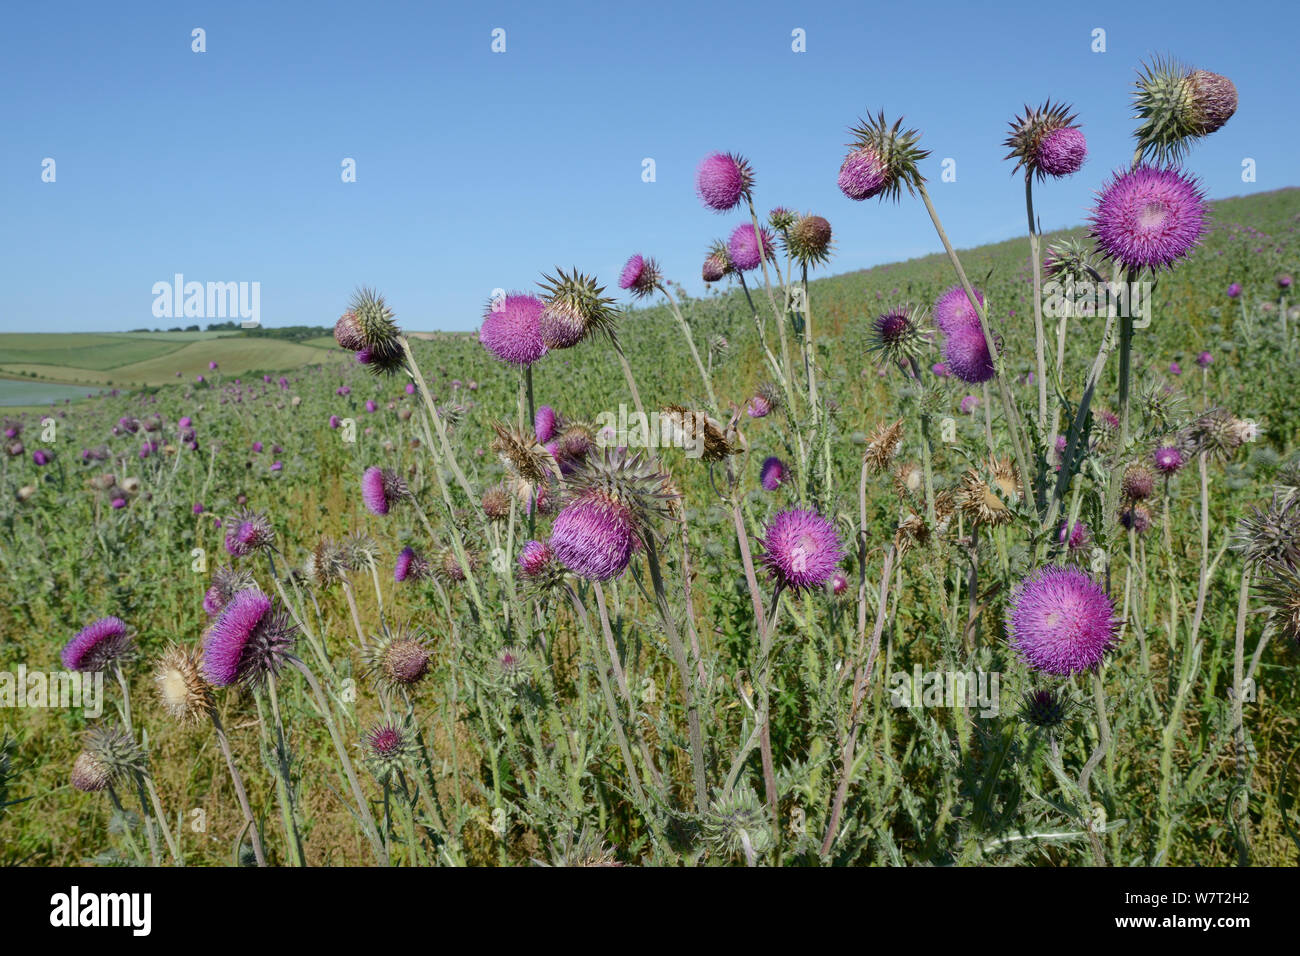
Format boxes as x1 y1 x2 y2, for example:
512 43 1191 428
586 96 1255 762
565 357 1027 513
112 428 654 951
1 185 1297 868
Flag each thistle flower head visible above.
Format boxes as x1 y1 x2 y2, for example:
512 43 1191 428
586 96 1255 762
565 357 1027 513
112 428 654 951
1019 688 1073 729
1133 57 1237 162
482 483 512 521
341 531 378 571
492 421 557 490
695 151 754 212
1255 560 1300 647
768 206 797 231
70 750 113 793
153 644 212 723
363 624 432 690
1058 520 1092 552
661 405 745 462
1183 407 1249 461
534 405 561 444
959 458 1021 526
785 214 834 267
761 508 844 592
943 325 996 384
704 785 773 862
543 827 622 867
933 285 983 333
361 466 409 516
479 293 548 367
204 566 258 616
1153 444 1185 475
1003 101 1086 180
1121 463 1157 502
838 112 930 202
224 509 275 557
201 590 296 687
538 268 620 349
1232 495 1300 568
869 305 930 366
864 419 905 474
74 725 147 791
1119 503 1153 534
304 536 348 588
363 721 416 784
759 456 788 491
518 539 555 577
618 254 662 298
433 545 480 584
492 645 531 690
702 241 734 283
727 224 776 272
61 616 133 673
1006 565 1120 676
1043 237 1103 285
394 546 428 582
1089 166 1208 272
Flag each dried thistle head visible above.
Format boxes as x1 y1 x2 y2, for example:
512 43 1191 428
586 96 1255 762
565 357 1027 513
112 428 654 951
661 405 745 462
1256 560 1300 647
895 511 932 556
81 725 147 784
1233 495 1300 569
492 421 557 489
341 531 379 571
481 483 512 522
1183 407 1250 461
304 536 348 588
433 545 481 584
153 644 212 723
864 419 905 474
893 461 925 499
958 458 1021 527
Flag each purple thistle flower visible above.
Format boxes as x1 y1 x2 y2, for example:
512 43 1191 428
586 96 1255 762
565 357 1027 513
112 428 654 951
1280 274 1294 289
933 285 983 333
550 491 636 582
1036 127 1087 177
209 361 218 370
759 456 788 491
727 224 775 272
960 394 980 415
618 254 661 298
1006 565 1119 676
394 546 424 582
33 449 50 466
329 415 341 429
224 510 274 557
1196 350 1213 368
1153 445 1185 475
1226 282 1242 298
747 394 772 418
1169 361 1182 375
479 293 548 367
365 400 377 413
518 539 554 577
1058 520 1091 551
270 461 283 472
1089 166 1208 271
943 326 995 384
831 571 848 596
362 466 407 516
534 405 558 444
762 508 843 592
201 590 295 687
61 616 132 672
251 441 263 453
837 147 888 201
932 362 949 378
110 497 127 509
696 152 753 212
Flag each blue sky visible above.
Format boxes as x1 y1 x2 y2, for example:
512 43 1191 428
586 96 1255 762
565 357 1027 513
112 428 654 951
2 0 1293 333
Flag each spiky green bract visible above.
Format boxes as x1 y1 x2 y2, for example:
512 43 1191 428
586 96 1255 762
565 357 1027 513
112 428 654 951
362 622 432 692
564 446 677 540
346 287 402 355
1233 495 1300 568
702 239 734 282
1043 236 1103 285
1138 381 1188 435
538 268 620 350
1003 100 1082 181
1019 688 1072 729
1256 560 1300 646
869 304 931 367
842 112 930 202
1132 56 1237 164
784 214 834 268
704 785 773 862
362 721 417 785
84 725 147 780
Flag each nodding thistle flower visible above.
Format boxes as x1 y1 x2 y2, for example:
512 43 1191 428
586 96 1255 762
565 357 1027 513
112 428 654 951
433 545 480 584
224 508 275 557
482 483 512 521
1153 444 1186 476
338 288 404 375
1255 561 1300 647
1121 463 1157 503
362 721 416 785
72 725 146 793
1132 56 1238 163
201 590 296 688
361 466 410 516
702 240 734 283
1232 495 1300 568
479 293 548 367
1119 503 1153 535
538 268 620 350
550 449 675 581
943 325 996 385
1006 565 1120 676
394 546 429 583
785 214 833 268
1183 407 1250 461
153 644 212 723
727 223 776 272
869 305 930 367
1089 166 1208 272
518 539 554 577
204 565 258 616
363 624 432 691
1058 520 1092 553
704 785 773 863
768 206 797 231
761 508 844 592
759 456 788 491
838 112 929 202
695 151 754 212
1003 100 1087 180
534 404 561 444
617 254 662 299
1019 688 1073 729
61 616 133 673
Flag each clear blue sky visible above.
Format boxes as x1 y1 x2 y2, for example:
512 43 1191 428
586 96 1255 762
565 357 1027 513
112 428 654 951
2 0 1293 333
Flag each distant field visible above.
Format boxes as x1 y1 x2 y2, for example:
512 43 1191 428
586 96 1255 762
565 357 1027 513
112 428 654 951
0 378 104 407
0 331 334 387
